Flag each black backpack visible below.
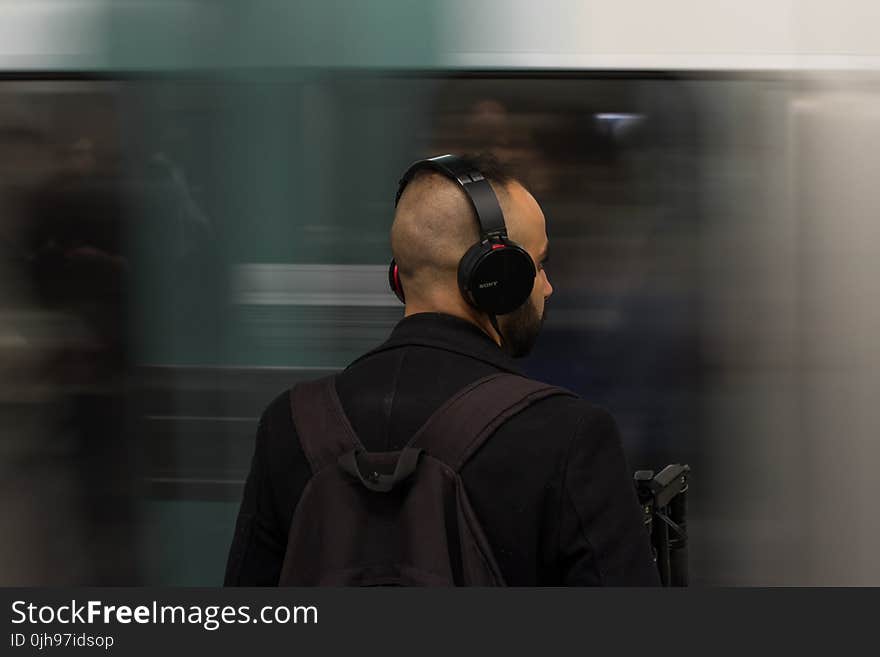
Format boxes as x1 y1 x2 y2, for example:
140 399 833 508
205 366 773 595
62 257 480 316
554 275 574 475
278 372 574 586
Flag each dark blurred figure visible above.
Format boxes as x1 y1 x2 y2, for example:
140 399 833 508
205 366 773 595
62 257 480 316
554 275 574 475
29 175 129 375
0 121 76 584
22 172 140 584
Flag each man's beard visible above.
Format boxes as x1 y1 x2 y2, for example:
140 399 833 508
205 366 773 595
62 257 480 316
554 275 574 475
498 296 545 358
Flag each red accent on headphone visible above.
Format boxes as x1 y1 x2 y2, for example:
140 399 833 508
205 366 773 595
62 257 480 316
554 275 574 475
491 244 506 250
393 264 403 297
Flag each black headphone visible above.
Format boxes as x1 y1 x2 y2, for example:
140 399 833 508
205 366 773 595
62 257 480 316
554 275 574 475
388 154 536 316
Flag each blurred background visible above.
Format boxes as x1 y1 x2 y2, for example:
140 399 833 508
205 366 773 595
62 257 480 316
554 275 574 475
2 0 880 585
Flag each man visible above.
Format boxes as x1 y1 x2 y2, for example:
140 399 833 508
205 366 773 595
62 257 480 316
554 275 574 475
225 154 659 586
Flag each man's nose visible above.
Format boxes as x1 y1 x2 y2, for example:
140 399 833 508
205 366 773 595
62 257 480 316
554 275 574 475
544 273 553 299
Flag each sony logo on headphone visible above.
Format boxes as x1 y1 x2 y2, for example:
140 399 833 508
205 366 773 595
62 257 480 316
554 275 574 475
478 281 499 289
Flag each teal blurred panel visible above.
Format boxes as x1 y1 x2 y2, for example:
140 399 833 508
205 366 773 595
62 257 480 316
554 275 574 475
114 2 440 367
230 0 439 69
143 501 239 586
113 3 440 583
104 1 439 70
102 2 228 71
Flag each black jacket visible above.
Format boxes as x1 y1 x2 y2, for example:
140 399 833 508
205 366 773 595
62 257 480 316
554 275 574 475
225 312 660 586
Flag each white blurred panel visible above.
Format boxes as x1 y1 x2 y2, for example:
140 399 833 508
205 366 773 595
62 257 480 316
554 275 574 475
439 0 880 70
793 90 880 584
0 0 105 69
6 1 880 72
233 264 399 307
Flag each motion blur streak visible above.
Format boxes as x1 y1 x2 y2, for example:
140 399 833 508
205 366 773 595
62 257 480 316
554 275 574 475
2 1 880 585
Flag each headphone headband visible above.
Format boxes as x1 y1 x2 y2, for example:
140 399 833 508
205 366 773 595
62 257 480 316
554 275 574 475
395 154 507 240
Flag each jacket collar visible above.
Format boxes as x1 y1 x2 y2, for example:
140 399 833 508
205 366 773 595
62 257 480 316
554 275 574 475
347 312 526 376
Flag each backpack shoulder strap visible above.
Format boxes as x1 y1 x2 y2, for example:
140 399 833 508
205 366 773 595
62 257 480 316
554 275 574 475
409 373 576 471
289 375 362 474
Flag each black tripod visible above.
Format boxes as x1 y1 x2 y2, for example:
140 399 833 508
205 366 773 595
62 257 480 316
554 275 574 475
634 464 690 586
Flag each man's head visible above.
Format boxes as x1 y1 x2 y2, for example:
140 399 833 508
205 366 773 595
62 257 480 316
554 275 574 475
391 154 552 357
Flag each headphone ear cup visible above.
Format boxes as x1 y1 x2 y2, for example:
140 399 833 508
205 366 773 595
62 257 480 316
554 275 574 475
458 241 536 315
388 259 405 303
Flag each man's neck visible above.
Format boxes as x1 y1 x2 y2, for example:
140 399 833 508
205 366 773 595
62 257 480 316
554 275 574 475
403 304 501 347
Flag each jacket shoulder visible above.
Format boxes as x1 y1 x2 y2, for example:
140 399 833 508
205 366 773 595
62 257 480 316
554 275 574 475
487 378 620 466
514 380 615 436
